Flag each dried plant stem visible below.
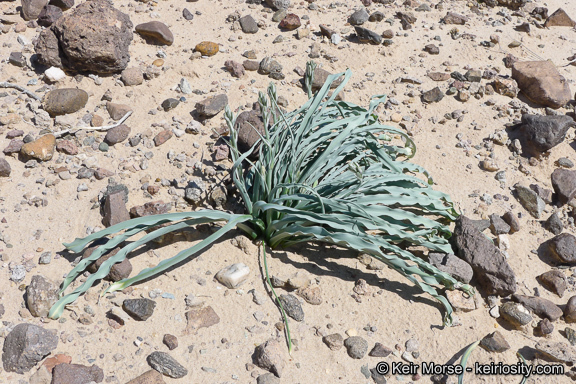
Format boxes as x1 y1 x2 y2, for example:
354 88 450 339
0 82 42 101
53 111 133 137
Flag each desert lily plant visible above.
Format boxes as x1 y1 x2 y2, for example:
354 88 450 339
49 62 472 333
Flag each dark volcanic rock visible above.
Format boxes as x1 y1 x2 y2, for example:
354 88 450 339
37 4 63 27
235 108 265 156
344 336 368 359
239 15 259 34
82 239 132 282
499 302 532 327
489 214 510 235
547 233 576 264
123 298 156 321
545 212 564 235
480 331 510 352
348 8 369 25
278 294 304 321
421 87 445 103
35 0 133 74
551 168 576 205
49 0 74 10
195 94 228 118
2 323 58 373
147 351 187 378
519 114 574 155
452 216 516 296
21 0 49 21
354 26 382 45
428 253 473 284
565 296 576 323
0 158 11 177
253 339 285 378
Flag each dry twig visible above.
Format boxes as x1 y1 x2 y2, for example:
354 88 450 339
0 82 42 101
53 111 133 137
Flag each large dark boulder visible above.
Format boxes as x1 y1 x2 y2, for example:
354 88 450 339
35 0 133 74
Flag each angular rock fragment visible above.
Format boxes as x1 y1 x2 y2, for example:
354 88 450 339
452 216 516 296
544 8 576 27
480 331 510 353
518 114 574 155
551 168 576 205
136 21 174 46
253 339 285 378
2 323 58 373
147 352 187 378
512 61 571 109
184 306 220 334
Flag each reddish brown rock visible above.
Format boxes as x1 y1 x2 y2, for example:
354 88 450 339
102 191 130 227
106 102 132 120
512 61 571 109
104 124 131 145
129 201 171 218
225 60 245 78
184 306 220 334
51 363 104 384
94 167 114 180
21 134 56 162
154 129 173 146
4 139 24 155
126 370 166 384
279 13 301 30
428 72 451 81
55 139 78 155
42 354 72 373
135 21 174 46
544 8 576 27
22 0 49 21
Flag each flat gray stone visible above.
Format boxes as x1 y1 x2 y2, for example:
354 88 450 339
147 351 187 378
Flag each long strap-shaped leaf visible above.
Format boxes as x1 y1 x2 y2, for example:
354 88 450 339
64 211 235 252
103 214 252 295
60 224 148 295
272 225 473 325
49 215 241 319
